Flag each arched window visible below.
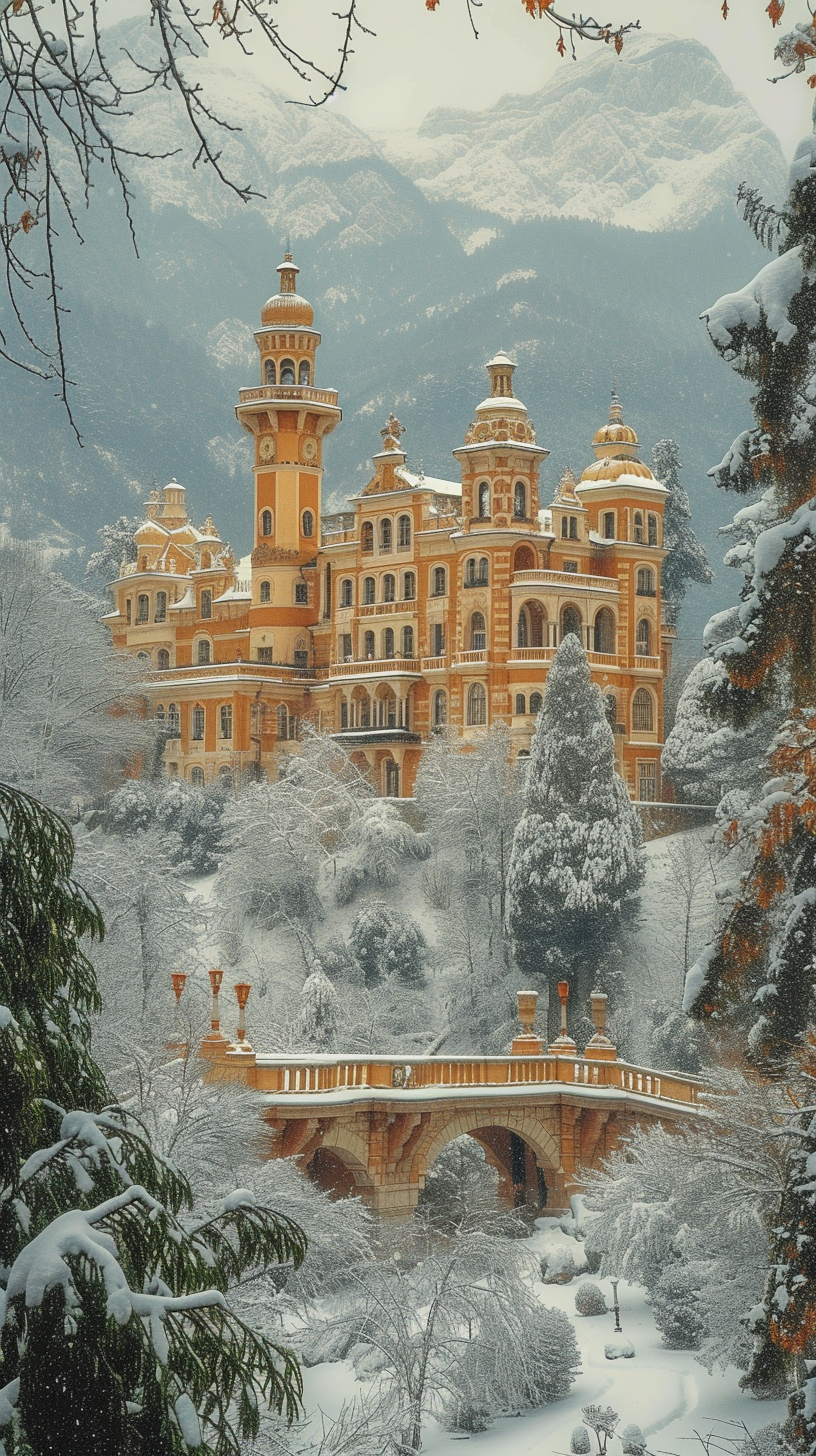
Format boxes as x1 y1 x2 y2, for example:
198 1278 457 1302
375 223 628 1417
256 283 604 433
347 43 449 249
604 693 618 729
514 482 526 519
401 625 414 657
200 590 212 619
191 766 205 787
593 607 615 655
561 605 581 641
633 512 644 544
383 574 396 603
478 482 490 518
197 639 211 664
260 580 271 603
167 703 180 735
636 567 656 596
467 682 487 726
380 519 392 552
515 693 526 715
363 576 375 605
517 600 545 649
340 700 348 730
603 512 615 540
561 517 568 538
383 627 395 658
648 513 658 547
403 571 415 600
397 514 411 549
220 704 233 739
155 592 167 623
364 630 375 658
636 617 652 656
433 689 447 727
191 705 205 740
569 516 578 540
261 509 273 537
277 704 288 738
517 609 528 648
340 578 353 607
137 593 149 623
514 544 536 572
298 359 310 385
432 566 446 597
632 687 654 732
361 521 374 553
264 358 275 385
157 648 170 671
529 691 543 714
478 557 489 585
156 704 165 724
470 611 486 651
465 558 477 587
280 358 295 385
137 651 151 663
302 510 314 539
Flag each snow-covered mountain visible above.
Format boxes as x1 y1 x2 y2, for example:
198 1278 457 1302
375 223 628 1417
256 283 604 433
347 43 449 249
375 35 784 234
0 28 788 638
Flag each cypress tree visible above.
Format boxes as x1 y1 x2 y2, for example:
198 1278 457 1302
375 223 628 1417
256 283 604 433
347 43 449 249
505 635 642 1011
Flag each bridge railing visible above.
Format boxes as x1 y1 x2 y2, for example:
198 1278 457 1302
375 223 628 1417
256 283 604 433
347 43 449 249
243 1052 700 1106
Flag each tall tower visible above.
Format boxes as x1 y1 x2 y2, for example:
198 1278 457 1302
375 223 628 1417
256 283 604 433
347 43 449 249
235 254 341 667
453 351 548 529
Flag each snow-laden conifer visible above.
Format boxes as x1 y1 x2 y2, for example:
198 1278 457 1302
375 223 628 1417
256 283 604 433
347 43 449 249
651 438 713 622
506 634 642 1003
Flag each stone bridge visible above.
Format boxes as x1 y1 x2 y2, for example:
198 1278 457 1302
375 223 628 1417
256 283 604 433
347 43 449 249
197 982 701 1219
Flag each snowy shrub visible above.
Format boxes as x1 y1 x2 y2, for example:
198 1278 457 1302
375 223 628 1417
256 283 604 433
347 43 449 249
318 938 361 984
448 1300 580 1415
335 862 364 906
541 1245 577 1284
349 901 426 986
297 966 338 1049
418 1135 522 1236
298 1305 370 1367
743 1425 790 1456
571 1426 592 1453
650 1264 706 1350
440 1397 492 1433
105 778 228 874
575 1281 607 1316
622 1423 647 1455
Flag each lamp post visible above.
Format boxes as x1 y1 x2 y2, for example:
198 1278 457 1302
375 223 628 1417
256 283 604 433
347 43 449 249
234 981 251 1045
610 1278 622 1334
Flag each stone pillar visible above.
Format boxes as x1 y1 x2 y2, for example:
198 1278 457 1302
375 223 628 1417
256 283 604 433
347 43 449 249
511 990 544 1055
548 980 577 1055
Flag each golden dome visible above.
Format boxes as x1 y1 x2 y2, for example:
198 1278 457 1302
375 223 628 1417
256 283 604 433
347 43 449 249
593 392 638 448
580 457 656 483
260 253 314 328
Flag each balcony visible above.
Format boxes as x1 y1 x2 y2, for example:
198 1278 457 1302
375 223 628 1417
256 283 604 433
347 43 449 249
329 658 422 677
237 383 339 409
421 656 447 671
332 728 421 746
634 655 661 669
512 568 618 594
452 649 487 666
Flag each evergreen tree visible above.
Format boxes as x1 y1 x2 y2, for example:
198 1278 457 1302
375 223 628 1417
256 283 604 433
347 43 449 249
505 635 642 1008
0 782 306 1455
651 439 713 622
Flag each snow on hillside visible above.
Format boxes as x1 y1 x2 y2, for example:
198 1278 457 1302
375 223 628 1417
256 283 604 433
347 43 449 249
374 35 785 233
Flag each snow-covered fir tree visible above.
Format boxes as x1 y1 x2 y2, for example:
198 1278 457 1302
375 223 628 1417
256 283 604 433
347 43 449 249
297 964 338 1049
0 781 307 1455
651 438 713 622
84 513 140 587
506 634 642 1008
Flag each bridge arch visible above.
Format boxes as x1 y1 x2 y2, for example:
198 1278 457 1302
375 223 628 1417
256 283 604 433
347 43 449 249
411 1106 561 1189
307 1124 374 1201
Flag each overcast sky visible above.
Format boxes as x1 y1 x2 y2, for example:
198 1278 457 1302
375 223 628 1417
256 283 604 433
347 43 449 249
246 0 811 161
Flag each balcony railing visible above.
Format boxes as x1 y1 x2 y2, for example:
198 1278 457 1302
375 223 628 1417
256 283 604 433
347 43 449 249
237 384 339 408
452 649 487 666
329 658 422 677
359 601 416 616
421 656 447 671
512 568 619 593
634 655 661 669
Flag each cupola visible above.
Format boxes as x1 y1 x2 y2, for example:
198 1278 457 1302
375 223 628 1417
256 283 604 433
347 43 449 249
260 253 315 329
591 392 639 460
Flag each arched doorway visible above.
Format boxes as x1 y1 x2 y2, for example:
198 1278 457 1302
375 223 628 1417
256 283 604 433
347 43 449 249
517 599 546 648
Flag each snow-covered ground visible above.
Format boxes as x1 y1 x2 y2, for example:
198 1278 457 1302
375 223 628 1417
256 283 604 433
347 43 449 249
299 1221 784 1455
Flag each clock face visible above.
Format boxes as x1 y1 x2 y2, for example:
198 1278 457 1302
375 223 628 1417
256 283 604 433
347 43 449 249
301 436 318 464
258 435 275 464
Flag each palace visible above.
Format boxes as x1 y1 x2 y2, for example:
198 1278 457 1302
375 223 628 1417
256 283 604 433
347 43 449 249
105 254 673 799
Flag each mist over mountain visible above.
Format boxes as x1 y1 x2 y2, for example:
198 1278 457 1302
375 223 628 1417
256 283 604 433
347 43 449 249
0 27 787 641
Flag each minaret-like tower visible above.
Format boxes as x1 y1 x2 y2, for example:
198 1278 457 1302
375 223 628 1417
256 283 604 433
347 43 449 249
453 351 548 529
235 254 341 667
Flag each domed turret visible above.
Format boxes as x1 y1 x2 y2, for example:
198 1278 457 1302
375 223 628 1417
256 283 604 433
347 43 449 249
591 392 639 460
261 254 315 329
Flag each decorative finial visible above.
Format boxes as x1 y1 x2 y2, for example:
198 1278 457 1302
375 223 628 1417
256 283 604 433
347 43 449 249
171 972 186 1004
609 387 623 425
555 466 578 502
380 413 404 452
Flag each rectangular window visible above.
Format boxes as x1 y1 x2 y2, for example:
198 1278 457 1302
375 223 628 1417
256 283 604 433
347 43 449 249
125 599 132 624
603 512 615 540
192 707 205 741
257 647 274 664
563 561 578 574
638 761 657 802
295 583 308 604
219 705 232 739
340 633 352 660
431 623 445 656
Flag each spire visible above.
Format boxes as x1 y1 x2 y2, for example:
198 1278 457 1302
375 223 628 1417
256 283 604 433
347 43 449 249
277 252 299 296
609 387 624 427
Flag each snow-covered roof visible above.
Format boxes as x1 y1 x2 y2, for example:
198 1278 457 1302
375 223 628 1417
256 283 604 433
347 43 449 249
577 472 668 494
213 585 251 603
169 587 195 611
396 466 462 496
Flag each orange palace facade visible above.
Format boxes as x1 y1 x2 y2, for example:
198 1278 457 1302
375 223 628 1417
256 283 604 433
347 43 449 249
106 255 673 800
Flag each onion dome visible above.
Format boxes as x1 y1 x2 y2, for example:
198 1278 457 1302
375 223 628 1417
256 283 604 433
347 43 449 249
592 392 638 457
261 253 314 328
580 456 659 484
